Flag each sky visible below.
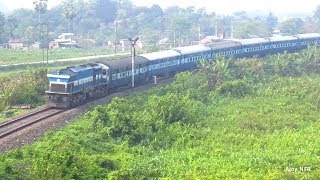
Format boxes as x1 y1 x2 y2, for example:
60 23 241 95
0 0 319 16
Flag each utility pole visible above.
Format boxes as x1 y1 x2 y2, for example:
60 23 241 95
198 24 201 42
128 37 139 88
43 23 48 65
173 25 176 47
215 22 218 38
114 0 121 55
230 22 234 39
114 20 118 55
41 24 44 63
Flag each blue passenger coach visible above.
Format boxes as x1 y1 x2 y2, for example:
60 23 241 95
140 50 181 77
101 56 149 88
235 38 270 57
269 35 299 53
207 41 242 58
174 45 211 71
296 33 320 48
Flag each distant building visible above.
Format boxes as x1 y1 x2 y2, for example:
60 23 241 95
49 41 59 49
158 38 169 45
108 38 143 52
200 36 219 44
29 42 41 50
57 33 75 42
272 29 281 36
52 33 80 48
119 39 130 50
8 39 24 49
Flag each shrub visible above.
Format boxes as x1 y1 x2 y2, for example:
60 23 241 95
215 80 253 98
233 58 265 82
0 67 48 111
309 90 320 109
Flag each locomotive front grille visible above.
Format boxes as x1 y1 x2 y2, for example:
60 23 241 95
50 83 66 93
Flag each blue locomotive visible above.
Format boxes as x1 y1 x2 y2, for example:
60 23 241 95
46 33 320 108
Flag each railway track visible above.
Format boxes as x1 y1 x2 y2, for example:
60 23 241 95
0 107 65 139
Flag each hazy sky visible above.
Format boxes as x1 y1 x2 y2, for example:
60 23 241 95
0 0 319 16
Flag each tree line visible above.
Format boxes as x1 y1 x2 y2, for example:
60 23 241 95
0 0 319 49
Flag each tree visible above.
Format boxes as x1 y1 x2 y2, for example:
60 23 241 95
279 18 304 35
198 56 231 90
265 12 278 31
62 0 77 32
95 0 117 23
6 9 35 40
313 5 320 30
303 21 318 33
0 12 5 43
233 17 270 38
33 0 48 23
33 0 48 43
24 26 36 48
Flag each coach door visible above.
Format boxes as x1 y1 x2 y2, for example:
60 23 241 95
93 70 97 84
102 68 110 82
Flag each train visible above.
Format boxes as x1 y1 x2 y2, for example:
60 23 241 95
46 33 320 108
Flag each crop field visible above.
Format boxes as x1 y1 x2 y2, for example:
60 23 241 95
0 48 116 65
0 51 128 78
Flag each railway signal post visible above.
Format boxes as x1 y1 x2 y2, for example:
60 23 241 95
128 37 139 88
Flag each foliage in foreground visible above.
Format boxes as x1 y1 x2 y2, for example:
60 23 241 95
0 71 320 178
0 67 48 113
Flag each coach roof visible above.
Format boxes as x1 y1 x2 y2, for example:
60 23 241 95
99 56 149 69
173 45 211 55
140 50 181 61
207 40 242 50
235 38 270 45
269 35 298 42
295 33 320 39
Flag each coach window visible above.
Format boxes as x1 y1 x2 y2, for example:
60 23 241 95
102 69 107 76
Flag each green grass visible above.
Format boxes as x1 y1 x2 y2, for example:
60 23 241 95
0 75 319 179
0 48 118 65
0 53 129 75
0 109 27 122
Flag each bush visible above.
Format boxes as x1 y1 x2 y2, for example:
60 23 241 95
233 58 265 82
0 67 48 112
309 90 320 109
215 80 253 98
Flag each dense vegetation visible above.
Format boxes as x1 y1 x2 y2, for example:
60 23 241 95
0 47 320 178
0 67 48 117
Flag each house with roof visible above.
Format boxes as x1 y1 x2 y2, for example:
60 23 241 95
8 39 24 49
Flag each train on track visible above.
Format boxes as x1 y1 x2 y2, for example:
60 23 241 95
46 33 320 108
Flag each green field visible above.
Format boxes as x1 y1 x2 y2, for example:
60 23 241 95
1 46 320 178
0 109 27 122
0 48 116 65
0 48 130 75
